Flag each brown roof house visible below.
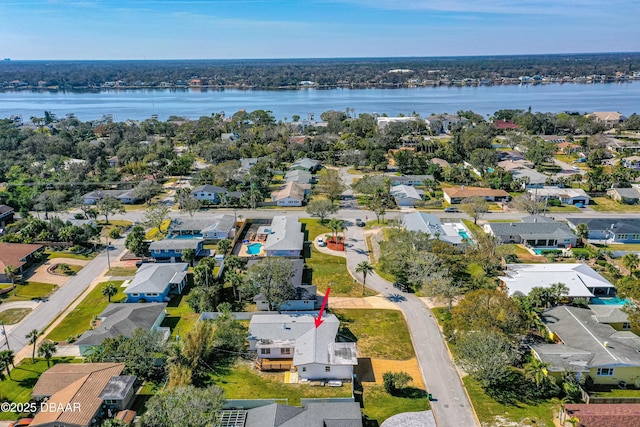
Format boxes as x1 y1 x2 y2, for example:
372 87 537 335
30 363 136 427
442 186 510 204
0 242 43 283
590 111 627 128
560 403 640 427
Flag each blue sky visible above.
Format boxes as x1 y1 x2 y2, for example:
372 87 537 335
1 0 638 60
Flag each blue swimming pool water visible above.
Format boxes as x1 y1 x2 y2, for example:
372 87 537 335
533 248 561 255
246 243 263 255
458 231 470 240
171 234 203 239
591 297 629 305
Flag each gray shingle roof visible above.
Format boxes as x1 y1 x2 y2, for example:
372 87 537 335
248 313 339 344
125 263 188 294
244 402 362 427
486 219 576 240
263 216 304 251
566 218 640 235
75 303 167 346
99 376 137 400
149 238 203 251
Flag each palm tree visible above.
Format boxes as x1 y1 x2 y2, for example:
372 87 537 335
101 283 118 302
181 248 196 267
38 341 57 367
0 350 14 379
622 253 639 274
3 265 18 285
524 357 550 389
26 329 40 363
328 218 344 245
356 261 374 296
217 239 232 256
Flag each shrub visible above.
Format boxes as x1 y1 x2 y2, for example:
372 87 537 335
571 248 590 260
74 213 85 219
572 297 589 308
383 371 413 395
547 199 562 207
109 227 122 239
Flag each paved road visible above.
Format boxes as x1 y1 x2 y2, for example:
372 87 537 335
343 225 478 427
3 240 125 354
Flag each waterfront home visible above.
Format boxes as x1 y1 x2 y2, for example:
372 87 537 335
526 186 590 206
533 305 640 386
30 363 134 427
566 218 640 244
260 215 305 257
124 262 188 303
250 259 320 311
589 111 627 127
483 215 577 248
607 187 640 205
0 242 43 283
499 263 615 299
442 186 510 204
149 238 207 262
75 303 168 355
248 313 357 380
425 114 468 134
403 212 466 247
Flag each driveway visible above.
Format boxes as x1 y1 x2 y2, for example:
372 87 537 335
344 225 478 427
25 257 90 286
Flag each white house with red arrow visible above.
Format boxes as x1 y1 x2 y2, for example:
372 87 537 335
248 312 358 381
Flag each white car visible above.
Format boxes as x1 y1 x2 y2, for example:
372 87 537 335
317 238 327 247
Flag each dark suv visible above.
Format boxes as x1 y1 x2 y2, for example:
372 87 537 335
393 281 412 292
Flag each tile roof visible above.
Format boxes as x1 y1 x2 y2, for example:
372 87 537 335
0 242 43 272
272 182 305 202
31 363 126 427
564 403 640 427
32 363 124 398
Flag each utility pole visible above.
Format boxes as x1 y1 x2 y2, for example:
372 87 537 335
106 235 111 271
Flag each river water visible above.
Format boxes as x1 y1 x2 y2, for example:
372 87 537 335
1 82 639 122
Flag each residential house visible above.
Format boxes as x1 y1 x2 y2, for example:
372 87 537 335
259 216 305 257
607 138 640 154
168 214 235 240
238 401 363 427
221 132 240 142
149 238 207 262
248 313 357 380
124 263 188 302
107 156 118 167
190 185 229 204
390 185 424 207
30 363 135 427
622 155 640 170
250 259 320 311
590 111 627 127
403 212 467 247
425 114 468 134
559 403 640 427
389 174 435 186
82 189 139 205
271 182 307 207
566 218 640 243
527 187 591 206
285 169 313 185
511 168 548 189
492 119 519 130
589 304 638 335
75 303 168 355
442 186 510 204
290 158 322 173
483 215 577 248
376 116 419 129
499 263 616 299
607 187 640 205
533 305 640 385
0 204 14 229
0 242 43 283
557 141 582 155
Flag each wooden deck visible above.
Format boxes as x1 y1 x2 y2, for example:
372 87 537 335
257 358 293 371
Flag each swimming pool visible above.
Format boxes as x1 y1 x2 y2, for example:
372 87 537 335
246 242 264 255
591 297 629 305
458 231 470 240
533 248 561 255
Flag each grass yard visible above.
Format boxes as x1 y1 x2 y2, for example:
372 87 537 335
97 219 134 228
591 197 640 213
0 308 32 324
361 384 430 424
332 309 414 360
161 282 198 340
0 358 79 421
545 205 581 213
598 243 640 252
105 267 138 276
590 385 640 398
145 219 171 240
46 280 126 343
462 220 484 238
52 263 83 275
130 381 161 415
47 251 97 260
503 244 547 263
0 282 57 303
211 363 352 405
464 376 555 427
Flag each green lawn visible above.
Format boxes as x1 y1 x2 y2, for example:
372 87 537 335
361 384 430 424
130 381 161 415
598 243 640 251
0 358 79 421
161 281 198 340
462 220 484 238
211 363 352 405
0 282 57 303
590 386 640 398
46 280 126 343
105 267 138 276
591 197 640 213
52 263 83 275
47 251 97 260
463 376 555 427
502 244 547 263
545 205 581 213
0 308 32 324
332 309 414 360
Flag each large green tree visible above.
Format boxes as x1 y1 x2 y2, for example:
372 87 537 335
455 329 517 389
142 385 225 427
245 257 295 312
97 195 125 224
314 169 346 204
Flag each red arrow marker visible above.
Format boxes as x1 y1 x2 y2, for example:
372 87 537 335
314 287 331 328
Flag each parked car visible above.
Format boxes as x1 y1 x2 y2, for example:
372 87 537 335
575 202 585 208
393 281 412 292
317 238 327 247
355 219 365 227
444 207 458 213
135 258 156 267
9 419 33 427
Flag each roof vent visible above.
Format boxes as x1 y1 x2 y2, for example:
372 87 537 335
603 341 609 347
